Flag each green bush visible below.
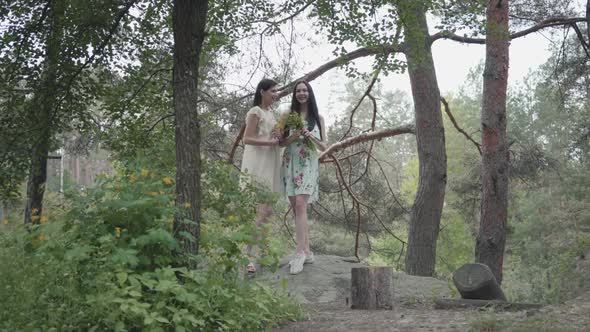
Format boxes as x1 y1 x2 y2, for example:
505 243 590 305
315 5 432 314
0 160 302 331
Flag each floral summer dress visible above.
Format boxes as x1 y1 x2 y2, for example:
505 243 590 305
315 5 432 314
240 106 283 193
281 120 320 202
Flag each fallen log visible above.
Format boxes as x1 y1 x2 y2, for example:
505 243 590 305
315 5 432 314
453 263 507 301
351 267 394 310
434 299 543 311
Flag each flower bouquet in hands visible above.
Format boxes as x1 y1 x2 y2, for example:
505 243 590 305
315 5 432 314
285 112 315 149
272 112 290 139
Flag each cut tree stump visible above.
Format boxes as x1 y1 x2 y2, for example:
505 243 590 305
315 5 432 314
351 267 394 310
453 263 507 301
434 299 543 311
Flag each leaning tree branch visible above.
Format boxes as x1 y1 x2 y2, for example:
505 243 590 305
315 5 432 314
570 23 590 59
430 16 587 44
440 97 482 155
227 44 405 162
319 124 415 161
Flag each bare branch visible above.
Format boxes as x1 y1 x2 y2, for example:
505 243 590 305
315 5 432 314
227 125 245 162
440 97 482 155
319 125 414 160
431 16 587 44
147 113 174 132
227 44 405 163
340 69 381 140
570 23 590 59
367 153 409 214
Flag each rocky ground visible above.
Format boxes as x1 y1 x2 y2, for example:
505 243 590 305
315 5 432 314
257 255 590 331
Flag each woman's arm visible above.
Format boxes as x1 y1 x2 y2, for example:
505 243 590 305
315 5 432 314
303 115 328 151
243 112 279 146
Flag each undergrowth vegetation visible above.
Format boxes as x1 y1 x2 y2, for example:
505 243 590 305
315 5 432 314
0 160 302 331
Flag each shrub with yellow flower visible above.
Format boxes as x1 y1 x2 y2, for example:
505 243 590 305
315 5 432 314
2 219 8 225
162 176 174 186
40 216 48 224
140 169 150 177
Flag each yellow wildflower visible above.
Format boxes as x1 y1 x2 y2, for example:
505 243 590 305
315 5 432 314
150 171 157 177
159 190 165 195
183 202 192 209
148 191 158 197
31 215 41 222
2 219 8 225
40 216 48 224
140 169 149 177
228 215 237 223
115 227 121 237
129 174 137 183
38 234 46 241
31 208 39 215
162 176 174 186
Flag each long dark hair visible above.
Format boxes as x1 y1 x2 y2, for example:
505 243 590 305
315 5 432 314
284 80 322 140
253 78 278 107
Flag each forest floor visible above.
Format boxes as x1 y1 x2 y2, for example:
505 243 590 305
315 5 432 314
262 255 590 332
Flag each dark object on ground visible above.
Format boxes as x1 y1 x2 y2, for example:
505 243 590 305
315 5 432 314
351 267 394 310
434 298 543 311
453 263 507 301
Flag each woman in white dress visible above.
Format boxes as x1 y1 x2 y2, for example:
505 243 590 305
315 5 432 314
240 78 281 274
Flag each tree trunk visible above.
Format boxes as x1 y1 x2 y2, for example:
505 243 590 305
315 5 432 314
476 0 510 284
24 1 64 225
350 267 394 310
399 3 447 276
172 0 208 259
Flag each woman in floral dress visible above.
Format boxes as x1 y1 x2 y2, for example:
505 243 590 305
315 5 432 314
280 81 327 274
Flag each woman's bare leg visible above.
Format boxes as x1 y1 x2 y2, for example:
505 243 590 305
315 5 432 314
245 203 273 261
290 194 310 255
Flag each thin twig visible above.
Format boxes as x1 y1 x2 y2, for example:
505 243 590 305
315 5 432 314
440 97 482 155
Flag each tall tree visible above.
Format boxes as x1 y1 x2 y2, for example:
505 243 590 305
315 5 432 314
172 0 209 258
398 2 447 276
476 0 510 284
24 1 65 225
0 0 136 223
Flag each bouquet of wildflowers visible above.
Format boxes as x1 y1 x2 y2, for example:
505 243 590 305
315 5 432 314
285 112 315 149
273 112 290 138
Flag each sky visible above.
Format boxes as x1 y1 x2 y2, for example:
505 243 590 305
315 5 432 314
226 10 563 127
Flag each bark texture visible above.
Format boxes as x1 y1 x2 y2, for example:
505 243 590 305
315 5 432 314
399 2 447 276
172 0 208 258
350 267 394 310
476 0 510 284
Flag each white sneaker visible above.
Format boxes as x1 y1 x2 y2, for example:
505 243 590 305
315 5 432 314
289 254 306 275
304 252 315 264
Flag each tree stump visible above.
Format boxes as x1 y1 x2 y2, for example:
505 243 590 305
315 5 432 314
453 263 507 301
351 267 394 310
